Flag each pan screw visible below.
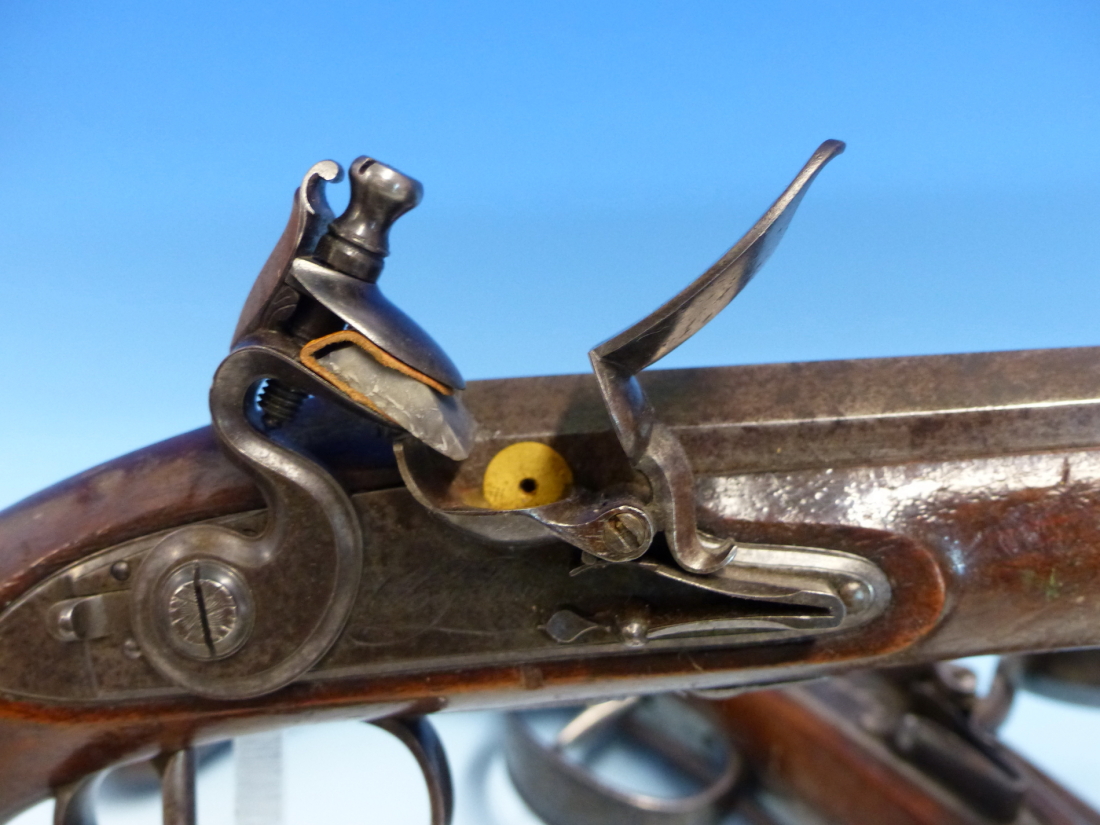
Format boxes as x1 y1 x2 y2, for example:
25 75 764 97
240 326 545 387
600 510 652 562
257 380 309 429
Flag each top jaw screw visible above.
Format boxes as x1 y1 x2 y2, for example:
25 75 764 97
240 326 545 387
257 380 309 430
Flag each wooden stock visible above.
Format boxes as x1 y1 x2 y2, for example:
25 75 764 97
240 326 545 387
7 346 1100 612
718 687 1100 825
5 347 1100 819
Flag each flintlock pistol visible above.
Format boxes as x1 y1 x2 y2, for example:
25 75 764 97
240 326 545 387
506 663 1100 824
3 140 1100 823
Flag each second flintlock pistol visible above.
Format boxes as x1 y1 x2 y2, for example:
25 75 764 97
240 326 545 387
3 140 1100 823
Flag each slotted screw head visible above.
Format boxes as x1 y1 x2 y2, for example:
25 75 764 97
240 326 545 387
600 510 652 562
159 561 253 661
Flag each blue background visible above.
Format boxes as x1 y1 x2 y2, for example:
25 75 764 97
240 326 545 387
3 0 1100 816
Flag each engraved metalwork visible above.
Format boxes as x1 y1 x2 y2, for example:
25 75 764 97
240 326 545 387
129 154 482 700
162 561 252 660
7 140 1100 825
393 141 862 603
589 139 845 575
15 344 1100 705
129 338 367 699
543 539 889 645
